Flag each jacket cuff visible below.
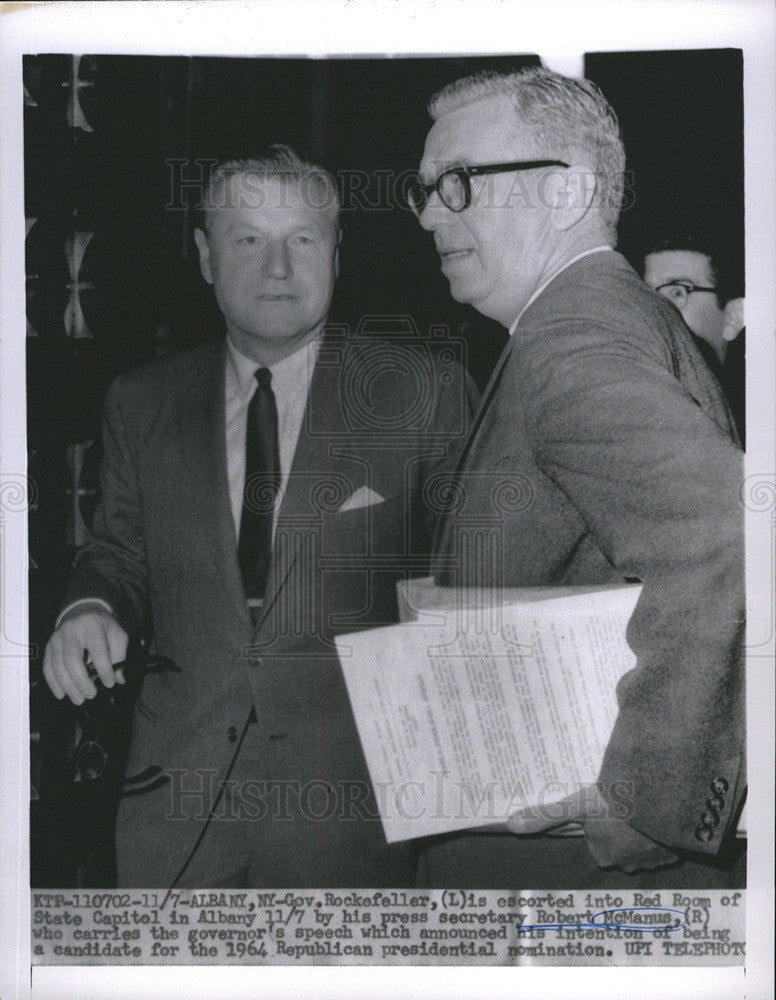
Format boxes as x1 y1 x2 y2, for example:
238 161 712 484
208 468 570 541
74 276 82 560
55 598 117 630
625 755 745 855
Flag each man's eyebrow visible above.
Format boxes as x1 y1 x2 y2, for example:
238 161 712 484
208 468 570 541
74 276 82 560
229 221 264 233
418 158 467 182
230 221 324 236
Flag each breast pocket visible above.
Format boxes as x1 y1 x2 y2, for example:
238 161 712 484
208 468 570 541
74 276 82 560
320 487 403 557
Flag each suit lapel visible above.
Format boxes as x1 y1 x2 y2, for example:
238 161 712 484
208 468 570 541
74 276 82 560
458 331 516 470
176 341 248 617
250 334 350 632
277 335 351 520
432 332 516 560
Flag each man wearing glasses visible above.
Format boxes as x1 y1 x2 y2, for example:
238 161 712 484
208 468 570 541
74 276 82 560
409 67 745 889
643 236 745 443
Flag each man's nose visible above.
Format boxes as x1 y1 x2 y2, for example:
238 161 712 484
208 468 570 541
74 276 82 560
263 240 290 278
417 190 451 232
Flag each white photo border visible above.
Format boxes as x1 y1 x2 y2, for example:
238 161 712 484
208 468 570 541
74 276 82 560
1 2 773 999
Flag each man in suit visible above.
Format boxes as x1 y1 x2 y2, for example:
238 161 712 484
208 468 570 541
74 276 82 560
407 68 745 887
642 236 745 445
43 145 475 887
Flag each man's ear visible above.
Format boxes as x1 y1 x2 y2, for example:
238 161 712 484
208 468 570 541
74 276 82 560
545 165 598 232
194 227 213 285
723 297 744 343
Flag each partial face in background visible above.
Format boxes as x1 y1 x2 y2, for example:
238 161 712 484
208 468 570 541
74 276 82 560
416 94 558 327
195 173 340 360
643 250 727 360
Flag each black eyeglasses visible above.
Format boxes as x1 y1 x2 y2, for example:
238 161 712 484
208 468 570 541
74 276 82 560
407 159 570 216
655 280 718 308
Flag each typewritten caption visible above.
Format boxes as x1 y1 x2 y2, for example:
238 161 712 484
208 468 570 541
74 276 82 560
31 889 744 965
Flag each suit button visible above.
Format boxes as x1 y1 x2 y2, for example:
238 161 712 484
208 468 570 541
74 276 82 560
246 656 262 669
227 726 238 743
706 795 725 812
694 825 714 843
701 809 720 828
710 777 729 795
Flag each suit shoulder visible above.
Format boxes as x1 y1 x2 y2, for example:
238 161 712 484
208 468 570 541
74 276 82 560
107 340 223 406
518 251 687 366
336 335 476 433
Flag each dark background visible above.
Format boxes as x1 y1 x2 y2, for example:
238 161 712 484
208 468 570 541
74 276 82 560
25 50 743 886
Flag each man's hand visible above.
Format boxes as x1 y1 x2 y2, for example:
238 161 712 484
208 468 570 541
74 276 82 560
507 784 679 874
43 609 128 705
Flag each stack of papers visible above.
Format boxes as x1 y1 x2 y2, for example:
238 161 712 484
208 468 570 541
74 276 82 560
336 578 642 843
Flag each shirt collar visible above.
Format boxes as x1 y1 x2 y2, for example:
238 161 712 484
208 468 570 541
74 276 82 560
508 245 613 336
226 331 322 401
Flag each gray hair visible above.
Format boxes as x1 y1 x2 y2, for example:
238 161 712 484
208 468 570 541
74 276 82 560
201 144 341 231
429 67 626 241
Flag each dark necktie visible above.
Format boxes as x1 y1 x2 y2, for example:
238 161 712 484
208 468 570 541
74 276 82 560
238 367 280 599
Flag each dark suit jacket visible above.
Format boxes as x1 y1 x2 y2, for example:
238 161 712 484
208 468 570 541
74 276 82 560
64 329 476 886
691 329 746 448
432 251 744 866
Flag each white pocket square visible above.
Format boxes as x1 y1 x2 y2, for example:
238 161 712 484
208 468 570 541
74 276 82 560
338 486 385 513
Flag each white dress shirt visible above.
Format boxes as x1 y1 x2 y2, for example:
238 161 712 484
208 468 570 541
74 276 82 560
225 334 319 536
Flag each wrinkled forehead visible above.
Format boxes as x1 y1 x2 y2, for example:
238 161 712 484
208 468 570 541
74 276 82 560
420 93 528 179
644 250 715 287
205 172 338 233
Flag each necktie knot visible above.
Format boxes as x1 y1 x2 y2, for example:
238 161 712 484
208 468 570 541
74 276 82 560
255 367 272 391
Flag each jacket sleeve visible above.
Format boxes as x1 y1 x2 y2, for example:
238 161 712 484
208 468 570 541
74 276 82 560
516 316 745 855
62 375 149 638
